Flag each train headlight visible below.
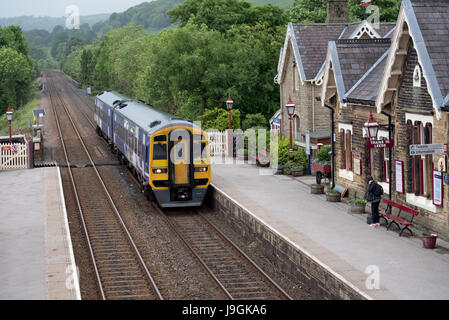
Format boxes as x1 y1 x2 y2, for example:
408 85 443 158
194 167 208 173
153 168 168 174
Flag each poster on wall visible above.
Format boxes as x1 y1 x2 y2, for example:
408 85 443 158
395 160 404 194
353 158 361 175
433 170 443 207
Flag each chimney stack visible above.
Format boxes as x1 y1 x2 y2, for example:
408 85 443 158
326 0 349 23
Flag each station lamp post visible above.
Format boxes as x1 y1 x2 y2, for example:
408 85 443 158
285 96 295 154
226 96 234 157
364 111 379 140
6 106 13 145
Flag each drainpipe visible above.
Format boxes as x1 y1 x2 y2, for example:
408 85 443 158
323 103 335 188
381 110 393 200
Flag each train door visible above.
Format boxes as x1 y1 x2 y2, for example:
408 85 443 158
169 129 192 187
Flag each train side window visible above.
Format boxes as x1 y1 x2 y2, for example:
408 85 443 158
153 143 167 160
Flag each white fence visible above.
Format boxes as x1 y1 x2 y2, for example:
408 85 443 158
207 130 228 156
0 143 29 170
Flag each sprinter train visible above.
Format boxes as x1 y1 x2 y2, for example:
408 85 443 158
94 91 210 208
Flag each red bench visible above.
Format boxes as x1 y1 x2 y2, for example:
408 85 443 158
379 198 418 237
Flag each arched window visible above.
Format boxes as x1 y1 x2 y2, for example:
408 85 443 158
294 115 300 141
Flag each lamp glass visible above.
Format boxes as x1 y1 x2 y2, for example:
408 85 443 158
287 106 295 117
369 125 378 139
6 113 12 121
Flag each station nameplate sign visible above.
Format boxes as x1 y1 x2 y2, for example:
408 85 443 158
367 139 394 149
409 144 445 156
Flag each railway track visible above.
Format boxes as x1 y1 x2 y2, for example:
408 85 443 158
46 72 163 300
50 71 293 300
153 206 292 300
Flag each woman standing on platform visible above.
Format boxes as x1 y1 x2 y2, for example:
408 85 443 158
365 176 383 227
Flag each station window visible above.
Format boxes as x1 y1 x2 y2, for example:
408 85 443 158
410 121 432 197
340 129 352 171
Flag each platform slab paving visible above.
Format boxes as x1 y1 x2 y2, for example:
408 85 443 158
211 160 449 300
0 167 80 300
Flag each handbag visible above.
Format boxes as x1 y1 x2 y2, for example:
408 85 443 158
366 214 373 225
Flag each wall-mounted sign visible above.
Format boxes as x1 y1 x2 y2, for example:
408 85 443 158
433 170 443 207
438 157 447 172
410 143 445 156
354 158 362 175
1 146 10 152
367 139 394 149
395 160 404 194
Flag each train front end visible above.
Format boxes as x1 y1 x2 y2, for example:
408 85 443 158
149 123 210 208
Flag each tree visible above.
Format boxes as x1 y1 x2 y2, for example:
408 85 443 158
242 113 267 130
286 0 326 23
287 0 401 23
348 0 401 22
80 48 94 85
0 47 33 112
198 107 241 130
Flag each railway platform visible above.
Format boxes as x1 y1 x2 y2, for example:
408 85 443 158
211 160 449 300
0 167 80 300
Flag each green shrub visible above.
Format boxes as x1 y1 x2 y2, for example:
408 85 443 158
349 199 366 205
326 188 338 194
316 145 331 163
242 113 267 131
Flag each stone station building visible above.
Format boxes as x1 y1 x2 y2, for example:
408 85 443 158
321 0 449 240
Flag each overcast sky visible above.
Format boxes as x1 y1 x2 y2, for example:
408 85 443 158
0 0 151 18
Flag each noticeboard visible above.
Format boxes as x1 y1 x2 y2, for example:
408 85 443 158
433 170 443 207
395 160 404 194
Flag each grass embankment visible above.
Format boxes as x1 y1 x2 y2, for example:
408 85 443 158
0 88 39 137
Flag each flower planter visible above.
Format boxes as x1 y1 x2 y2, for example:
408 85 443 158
326 193 341 202
422 235 437 249
348 203 366 213
312 162 331 174
311 184 324 194
291 168 304 177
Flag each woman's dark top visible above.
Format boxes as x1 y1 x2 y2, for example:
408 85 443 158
365 181 383 203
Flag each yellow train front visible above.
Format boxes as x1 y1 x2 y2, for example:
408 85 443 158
149 124 211 208
95 91 210 208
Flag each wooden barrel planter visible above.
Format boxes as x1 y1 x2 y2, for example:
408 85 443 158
348 203 366 213
291 167 304 177
326 192 341 202
311 184 324 194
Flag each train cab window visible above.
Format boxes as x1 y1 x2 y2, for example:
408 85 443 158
154 135 167 142
153 143 167 160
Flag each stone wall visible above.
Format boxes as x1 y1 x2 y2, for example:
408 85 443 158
206 186 370 300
